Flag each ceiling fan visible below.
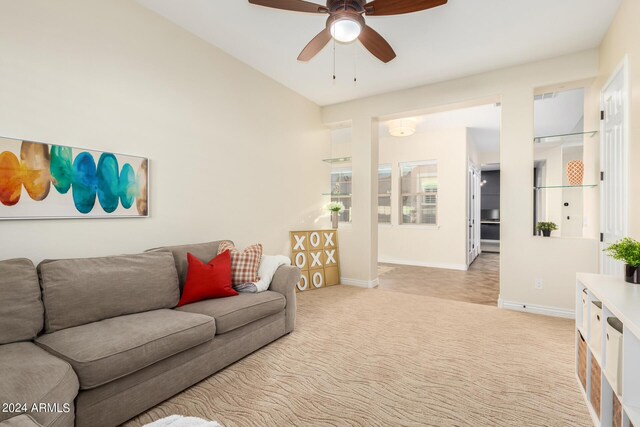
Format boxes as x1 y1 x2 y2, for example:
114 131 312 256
248 0 448 63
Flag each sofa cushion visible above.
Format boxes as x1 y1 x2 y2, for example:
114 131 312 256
35 309 214 390
147 241 229 292
38 251 180 333
0 342 78 426
177 291 285 334
0 259 43 344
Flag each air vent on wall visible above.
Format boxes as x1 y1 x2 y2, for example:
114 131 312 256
534 92 557 101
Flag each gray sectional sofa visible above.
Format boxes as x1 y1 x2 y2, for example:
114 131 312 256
0 241 299 427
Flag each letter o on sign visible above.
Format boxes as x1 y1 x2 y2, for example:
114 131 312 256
295 252 306 269
309 232 321 248
312 271 323 288
297 274 308 291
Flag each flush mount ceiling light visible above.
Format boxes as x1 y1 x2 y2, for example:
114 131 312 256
330 16 362 43
387 118 417 137
248 0 449 63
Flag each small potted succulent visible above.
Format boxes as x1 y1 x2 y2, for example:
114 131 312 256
604 238 640 284
326 201 345 229
536 221 558 237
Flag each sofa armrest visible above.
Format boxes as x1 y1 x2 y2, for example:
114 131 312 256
269 265 300 334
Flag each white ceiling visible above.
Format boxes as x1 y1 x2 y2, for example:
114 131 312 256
534 88 585 137
138 0 620 106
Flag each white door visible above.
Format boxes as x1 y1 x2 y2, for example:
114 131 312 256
468 164 480 265
600 61 628 276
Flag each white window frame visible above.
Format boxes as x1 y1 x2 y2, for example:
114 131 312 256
378 164 392 224
399 160 438 226
330 167 352 223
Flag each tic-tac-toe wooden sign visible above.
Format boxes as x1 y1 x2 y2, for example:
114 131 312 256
289 230 340 292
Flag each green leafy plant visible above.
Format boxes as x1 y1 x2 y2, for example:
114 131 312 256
536 221 558 232
326 201 345 213
604 238 640 267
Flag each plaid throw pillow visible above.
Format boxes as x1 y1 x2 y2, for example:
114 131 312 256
217 241 262 285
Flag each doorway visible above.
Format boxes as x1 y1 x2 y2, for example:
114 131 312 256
376 101 501 306
468 163 481 265
600 60 629 275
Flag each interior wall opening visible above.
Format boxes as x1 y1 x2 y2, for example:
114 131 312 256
374 101 501 306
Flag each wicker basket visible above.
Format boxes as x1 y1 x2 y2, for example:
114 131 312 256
591 354 602 419
578 331 587 391
613 392 622 427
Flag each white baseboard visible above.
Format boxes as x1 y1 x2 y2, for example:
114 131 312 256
378 257 468 271
341 277 379 288
498 298 575 319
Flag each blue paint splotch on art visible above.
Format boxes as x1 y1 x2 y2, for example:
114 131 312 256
50 146 73 194
96 153 120 213
118 163 136 209
71 152 98 214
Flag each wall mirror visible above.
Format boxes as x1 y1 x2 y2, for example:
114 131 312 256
533 87 598 238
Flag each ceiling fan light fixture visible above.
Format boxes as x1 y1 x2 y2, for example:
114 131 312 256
330 18 362 43
388 118 417 137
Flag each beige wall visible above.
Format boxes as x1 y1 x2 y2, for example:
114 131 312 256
0 0 330 263
323 50 601 312
377 128 469 270
597 0 640 239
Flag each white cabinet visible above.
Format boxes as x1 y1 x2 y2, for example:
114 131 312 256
576 273 640 427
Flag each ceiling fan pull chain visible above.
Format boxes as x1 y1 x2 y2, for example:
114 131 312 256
353 42 357 85
332 37 337 83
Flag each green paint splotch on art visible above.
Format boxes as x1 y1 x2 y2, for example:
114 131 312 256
118 163 136 209
72 152 97 214
96 153 120 213
50 146 73 194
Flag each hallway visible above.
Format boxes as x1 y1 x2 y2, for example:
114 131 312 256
378 253 500 306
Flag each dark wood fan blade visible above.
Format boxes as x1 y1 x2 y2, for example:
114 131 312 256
358 25 396 63
364 0 447 16
248 0 327 13
298 27 332 61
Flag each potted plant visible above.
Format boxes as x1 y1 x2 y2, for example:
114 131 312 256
604 238 640 284
536 221 558 237
326 201 345 229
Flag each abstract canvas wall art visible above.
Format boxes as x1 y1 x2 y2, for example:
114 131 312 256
0 136 148 219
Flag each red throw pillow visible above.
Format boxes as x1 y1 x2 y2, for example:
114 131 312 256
177 251 237 307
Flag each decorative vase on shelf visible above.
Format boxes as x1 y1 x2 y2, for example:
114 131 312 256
566 160 584 186
625 264 640 284
331 212 339 229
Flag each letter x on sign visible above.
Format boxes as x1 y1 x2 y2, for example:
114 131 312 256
323 232 334 246
325 249 336 264
293 235 306 251
310 251 322 267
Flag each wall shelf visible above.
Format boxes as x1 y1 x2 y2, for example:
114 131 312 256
534 184 598 190
322 157 352 164
534 130 599 144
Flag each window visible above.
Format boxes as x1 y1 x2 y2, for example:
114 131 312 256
400 161 438 225
331 168 352 223
378 165 392 224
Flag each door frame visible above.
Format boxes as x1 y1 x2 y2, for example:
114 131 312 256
600 56 629 274
467 159 481 266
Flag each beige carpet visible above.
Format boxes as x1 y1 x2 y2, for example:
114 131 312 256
123 286 591 427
